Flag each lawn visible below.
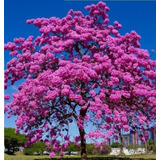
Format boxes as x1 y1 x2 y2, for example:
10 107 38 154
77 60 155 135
5 154 48 160
4 153 156 160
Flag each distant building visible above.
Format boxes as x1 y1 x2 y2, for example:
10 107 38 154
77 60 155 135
108 126 156 147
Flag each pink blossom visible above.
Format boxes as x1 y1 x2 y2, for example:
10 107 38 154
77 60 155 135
30 117 35 122
89 90 96 97
141 137 146 142
31 137 37 143
110 94 121 102
59 151 64 157
49 151 55 158
123 125 129 132
4 94 10 100
64 135 69 141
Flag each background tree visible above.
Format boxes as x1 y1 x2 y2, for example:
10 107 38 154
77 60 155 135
110 142 121 148
65 142 80 155
4 1 156 160
92 143 111 155
32 142 46 155
4 128 26 154
23 141 46 155
23 147 34 155
147 139 156 153
86 144 94 155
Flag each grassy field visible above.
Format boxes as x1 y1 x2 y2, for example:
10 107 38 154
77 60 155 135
5 154 49 160
4 152 156 160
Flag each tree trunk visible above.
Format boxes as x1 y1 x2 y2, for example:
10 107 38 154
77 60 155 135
145 140 148 154
79 106 87 160
79 128 87 160
120 135 124 156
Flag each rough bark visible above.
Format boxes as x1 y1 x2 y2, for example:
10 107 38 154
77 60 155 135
79 128 87 160
120 134 124 156
79 106 87 160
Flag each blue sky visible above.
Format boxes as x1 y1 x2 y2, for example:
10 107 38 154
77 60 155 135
4 0 156 134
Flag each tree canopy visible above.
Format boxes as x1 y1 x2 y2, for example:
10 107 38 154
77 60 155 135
65 142 80 155
23 141 46 155
4 1 156 159
4 128 26 153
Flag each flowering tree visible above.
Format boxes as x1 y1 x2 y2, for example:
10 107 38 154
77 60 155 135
4 1 156 159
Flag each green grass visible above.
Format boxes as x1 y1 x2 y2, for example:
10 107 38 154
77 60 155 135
120 155 156 159
4 153 49 160
4 152 156 160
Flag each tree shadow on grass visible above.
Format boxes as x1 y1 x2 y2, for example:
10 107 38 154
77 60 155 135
5 151 16 155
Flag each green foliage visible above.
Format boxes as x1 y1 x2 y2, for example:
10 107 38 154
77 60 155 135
4 128 27 154
86 144 95 155
92 144 111 155
110 142 121 148
101 144 111 155
147 140 156 152
126 144 138 150
23 142 46 155
65 142 80 155
23 147 35 155
32 142 46 155
65 143 111 155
